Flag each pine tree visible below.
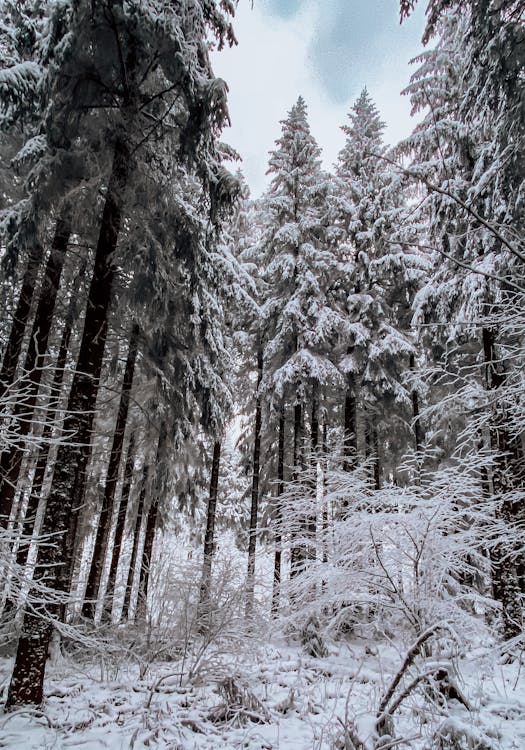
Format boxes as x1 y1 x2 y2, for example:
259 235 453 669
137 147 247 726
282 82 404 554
402 1 525 640
5 0 237 708
82 323 139 619
0 218 70 525
257 97 345 578
332 89 422 484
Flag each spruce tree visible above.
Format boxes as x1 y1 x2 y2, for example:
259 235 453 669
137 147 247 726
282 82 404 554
6 0 237 708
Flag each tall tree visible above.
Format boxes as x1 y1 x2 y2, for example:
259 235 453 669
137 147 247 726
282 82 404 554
16 258 87 568
104 432 136 615
198 439 222 629
245 348 263 618
332 89 422 481
402 0 524 639
258 97 344 576
0 218 70 524
82 323 139 619
5 0 237 708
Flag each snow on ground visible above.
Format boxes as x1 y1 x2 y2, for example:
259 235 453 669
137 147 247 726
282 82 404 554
1 636 524 749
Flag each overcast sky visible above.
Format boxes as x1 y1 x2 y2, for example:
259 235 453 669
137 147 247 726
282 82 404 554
211 0 427 196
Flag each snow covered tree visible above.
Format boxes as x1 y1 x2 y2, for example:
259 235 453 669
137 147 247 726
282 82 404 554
401 1 525 641
256 97 345 584
5 0 238 708
331 89 424 485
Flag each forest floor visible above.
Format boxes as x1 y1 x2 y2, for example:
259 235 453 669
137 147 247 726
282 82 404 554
0 633 524 749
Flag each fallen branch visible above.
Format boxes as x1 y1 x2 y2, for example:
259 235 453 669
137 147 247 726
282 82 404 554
377 623 449 719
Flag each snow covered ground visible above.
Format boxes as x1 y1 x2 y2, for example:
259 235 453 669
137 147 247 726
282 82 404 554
1 634 524 749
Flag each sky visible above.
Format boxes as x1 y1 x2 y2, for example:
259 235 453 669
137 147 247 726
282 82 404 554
210 0 428 196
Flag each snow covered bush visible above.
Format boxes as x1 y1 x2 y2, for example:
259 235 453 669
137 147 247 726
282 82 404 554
277 450 501 649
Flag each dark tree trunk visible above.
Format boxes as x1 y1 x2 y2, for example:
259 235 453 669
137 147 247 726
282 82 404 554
0 219 70 526
121 461 148 622
343 373 357 470
134 423 166 623
6 138 130 709
311 388 319 455
104 432 136 615
82 323 139 619
307 386 318 559
365 416 381 490
271 407 285 615
373 424 380 491
290 400 303 576
135 491 159 621
245 349 263 618
293 402 302 479
16 263 85 569
0 244 43 400
482 327 523 639
198 440 221 626
409 353 424 454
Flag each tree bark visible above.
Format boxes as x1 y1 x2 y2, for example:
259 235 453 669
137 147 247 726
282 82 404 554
134 423 167 622
290 400 303 576
135 491 159 621
104 432 136 615
121 461 148 622
0 243 43 400
365 415 381 490
0 218 70 526
82 322 139 619
16 263 85 569
307 385 319 560
245 349 263 618
409 353 424 454
271 407 285 614
6 137 130 708
198 439 221 627
482 326 523 640
343 373 357 470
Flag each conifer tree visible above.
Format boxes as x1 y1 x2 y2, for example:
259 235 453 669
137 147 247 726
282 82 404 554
5 0 237 708
402 1 524 639
332 89 422 483
257 97 344 578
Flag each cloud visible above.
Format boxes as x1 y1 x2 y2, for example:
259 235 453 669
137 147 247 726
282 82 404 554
262 0 302 19
308 0 392 103
211 2 426 196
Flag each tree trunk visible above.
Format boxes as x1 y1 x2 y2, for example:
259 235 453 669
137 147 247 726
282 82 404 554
271 407 285 615
343 373 357 470
16 263 84 569
0 219 70 526
290 400 303 576
104 432 136 616
6 137 130 709
134 424 166 622
365 415 381 490
307 386 318 561
0 243 43 400
82 323 139 619
482 326 523 640
245 349 263 618
409 353 424 454
135 492 159 621
198 440 221 627
121 461 148 622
